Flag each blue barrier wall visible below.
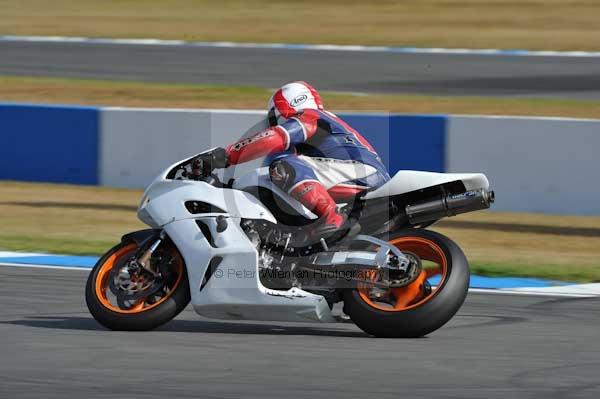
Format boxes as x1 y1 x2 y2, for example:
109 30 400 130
340 114 446 174
0 104 99 184
3 103 599 214
0 105 445 186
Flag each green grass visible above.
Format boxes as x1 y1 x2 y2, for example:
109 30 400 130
0 181 145 257
2 76 600 119
0 235 119 257
470 262 599 283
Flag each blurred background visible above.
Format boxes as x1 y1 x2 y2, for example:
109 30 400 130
2 3 600 399
1 0 599 282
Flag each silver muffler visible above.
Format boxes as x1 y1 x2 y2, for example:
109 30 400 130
406 188 495 224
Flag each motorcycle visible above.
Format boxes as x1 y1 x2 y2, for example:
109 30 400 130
86 148 494 337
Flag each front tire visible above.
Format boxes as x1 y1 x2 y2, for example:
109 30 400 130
85 240 190 331
343 229 469 338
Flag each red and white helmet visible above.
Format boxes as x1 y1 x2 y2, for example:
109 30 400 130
267 81 324 126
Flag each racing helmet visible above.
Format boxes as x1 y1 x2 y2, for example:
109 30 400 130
267 81 324 126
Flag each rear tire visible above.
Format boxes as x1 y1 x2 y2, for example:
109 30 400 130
85 240 190 331
342 229 469 338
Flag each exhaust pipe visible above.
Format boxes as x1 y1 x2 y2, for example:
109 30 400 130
405 188 495 225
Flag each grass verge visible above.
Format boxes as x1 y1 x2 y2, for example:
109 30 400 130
0 181 144 256
2 76 600 119
469 262 599 283
1 0 599 51
1 181 599 281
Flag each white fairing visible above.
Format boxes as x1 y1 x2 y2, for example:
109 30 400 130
364 171 490 199
136 154 490 323
163 217 334 323
138 157 277 228
137 157 334 323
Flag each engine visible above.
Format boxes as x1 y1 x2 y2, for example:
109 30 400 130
240 219 341 300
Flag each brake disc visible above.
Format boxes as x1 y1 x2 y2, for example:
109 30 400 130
387 251 423 288
108 262 164 302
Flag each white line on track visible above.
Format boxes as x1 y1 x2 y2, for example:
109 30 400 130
2 35 600 58
469 288 599 298
0 262 91 271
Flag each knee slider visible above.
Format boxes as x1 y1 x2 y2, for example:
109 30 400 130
269 159 296 192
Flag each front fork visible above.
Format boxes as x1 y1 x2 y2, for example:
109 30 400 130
130 230 167 277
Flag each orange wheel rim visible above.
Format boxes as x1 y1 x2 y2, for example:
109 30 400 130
94 243 184 314
358 237 448 312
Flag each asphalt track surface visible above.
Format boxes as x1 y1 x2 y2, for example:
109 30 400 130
2 41 600 100
1 265 599 399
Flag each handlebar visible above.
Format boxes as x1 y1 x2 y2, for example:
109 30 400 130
166 151 230 188
175 165 227 187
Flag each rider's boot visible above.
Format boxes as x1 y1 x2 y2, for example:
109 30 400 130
290 181 359 244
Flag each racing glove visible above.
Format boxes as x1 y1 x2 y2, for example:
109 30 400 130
191 147 229 177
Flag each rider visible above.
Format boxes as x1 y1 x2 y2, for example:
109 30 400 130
197 81 390 238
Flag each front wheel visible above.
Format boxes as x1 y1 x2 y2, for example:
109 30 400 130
85 239 190 331
343 229 469 338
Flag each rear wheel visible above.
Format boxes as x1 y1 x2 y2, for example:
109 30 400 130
85 240 190 330
343 229 469 337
